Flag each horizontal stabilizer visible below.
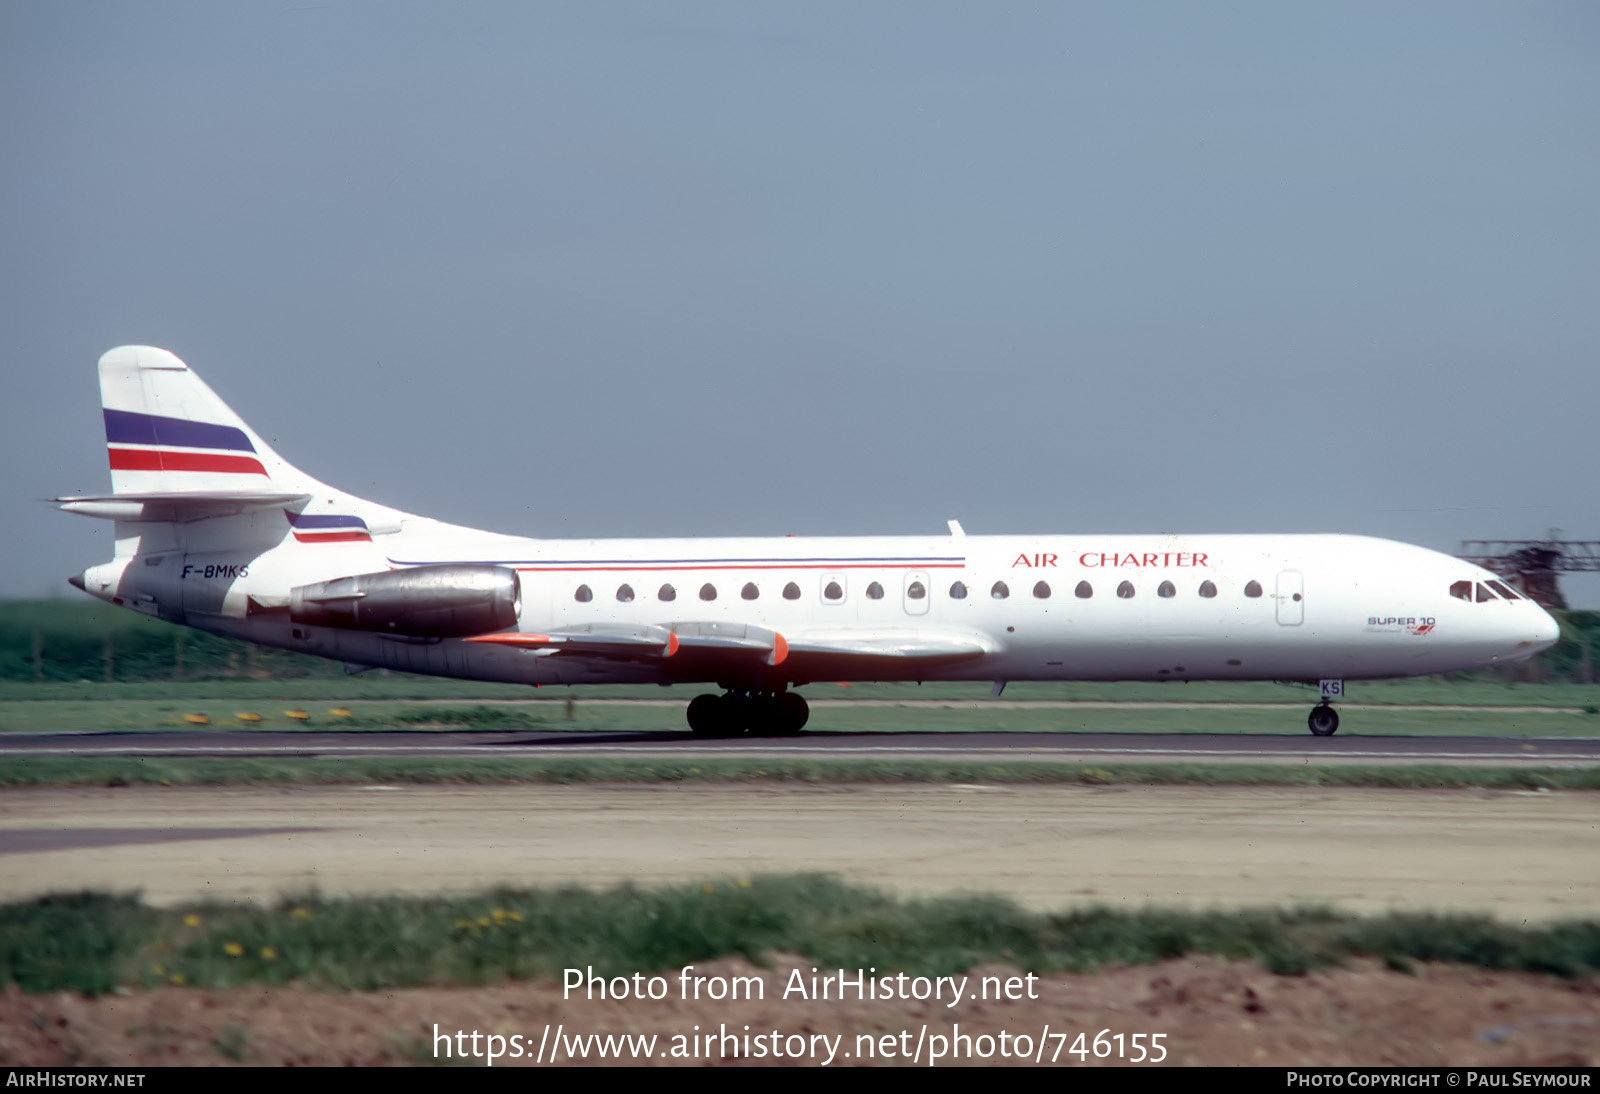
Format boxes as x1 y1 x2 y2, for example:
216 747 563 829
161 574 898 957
56 491 312 522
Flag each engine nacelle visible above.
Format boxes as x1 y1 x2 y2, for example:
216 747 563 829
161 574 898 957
290 565 521 638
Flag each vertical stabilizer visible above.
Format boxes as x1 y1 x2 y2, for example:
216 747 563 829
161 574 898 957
99 346 318 496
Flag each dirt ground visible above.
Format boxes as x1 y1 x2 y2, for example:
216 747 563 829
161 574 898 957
2 783 1596 919
2 955 1596 1067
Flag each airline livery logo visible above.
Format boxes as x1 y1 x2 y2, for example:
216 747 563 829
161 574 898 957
103 408 267 476
1365 616 1437 636
286 511 373 544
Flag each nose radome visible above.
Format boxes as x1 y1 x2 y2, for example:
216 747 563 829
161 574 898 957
1531 609 1561 650
68 572 86 592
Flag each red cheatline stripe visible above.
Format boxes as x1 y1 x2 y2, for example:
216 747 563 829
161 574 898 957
291 532 374 544
513 562 965 572
108 448 268 476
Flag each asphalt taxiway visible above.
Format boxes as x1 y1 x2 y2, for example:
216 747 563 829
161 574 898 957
2 728 1597 765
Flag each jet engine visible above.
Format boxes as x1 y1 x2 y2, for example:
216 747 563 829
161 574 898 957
289 565 521 638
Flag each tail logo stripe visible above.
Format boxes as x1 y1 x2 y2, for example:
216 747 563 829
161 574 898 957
103 409 256 453
108 448 269 475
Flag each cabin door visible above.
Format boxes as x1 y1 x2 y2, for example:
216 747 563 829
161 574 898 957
1275 570 1304 626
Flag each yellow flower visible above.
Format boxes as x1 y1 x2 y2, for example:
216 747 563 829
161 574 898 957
169 973 186 986
289 907 311 920
702 884 715 894
507 911 523 923
149 964 165 976
476 916 491 927
259 947 278 961
738 879 752 889
183 914 201 928
223 941 244 957
454 918 475 931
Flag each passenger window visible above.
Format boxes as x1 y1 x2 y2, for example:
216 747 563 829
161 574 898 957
782 582 801 600
1487 581 1520 600
824 580 844 601
1199 580 1217 598
1074 581 1092 599
1475 582 1496 603
1449 580 1472 601
1157 580 1175 598
741 582 759 600
907 581 926 600
1244 580 1263 598
949 581 968 600
699 583 717 601
1117 581 1135 599
866 581 885 600
991 581 1010 600
574 584 593 603
616 584 635 603
1032 581 1051 599
658 583 676 602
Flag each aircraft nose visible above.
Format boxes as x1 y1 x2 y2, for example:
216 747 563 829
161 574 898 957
67 571 86 592
1530 607 1561 651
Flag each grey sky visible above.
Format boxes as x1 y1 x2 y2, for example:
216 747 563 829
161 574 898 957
4 2 1598 604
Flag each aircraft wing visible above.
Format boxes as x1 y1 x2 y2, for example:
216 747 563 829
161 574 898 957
466 622 991 675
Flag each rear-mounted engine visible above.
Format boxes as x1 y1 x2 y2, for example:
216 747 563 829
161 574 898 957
289 565 520 638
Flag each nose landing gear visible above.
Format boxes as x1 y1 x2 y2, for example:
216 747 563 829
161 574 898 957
1307 678 1343 736
687 690 809 737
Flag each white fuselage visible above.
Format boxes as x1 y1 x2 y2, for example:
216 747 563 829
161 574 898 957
91 521 1560 690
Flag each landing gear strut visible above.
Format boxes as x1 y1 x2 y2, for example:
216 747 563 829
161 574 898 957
686 690 809 738
1307 702 1340 736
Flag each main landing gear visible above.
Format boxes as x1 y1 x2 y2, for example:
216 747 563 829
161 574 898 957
687 690 809 738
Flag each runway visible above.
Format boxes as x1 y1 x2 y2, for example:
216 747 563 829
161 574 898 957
3 728 1598 764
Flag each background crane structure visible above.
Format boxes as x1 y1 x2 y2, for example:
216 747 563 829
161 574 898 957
1457 535 1600 610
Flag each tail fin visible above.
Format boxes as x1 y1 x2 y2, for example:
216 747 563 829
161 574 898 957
98 345 317 495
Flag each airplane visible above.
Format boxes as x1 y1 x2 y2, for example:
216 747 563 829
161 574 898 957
58 346 1562 737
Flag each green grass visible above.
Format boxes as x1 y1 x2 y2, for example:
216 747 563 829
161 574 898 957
2 754 1596 790
4 877 1597 996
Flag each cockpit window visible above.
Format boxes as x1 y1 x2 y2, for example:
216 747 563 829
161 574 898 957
1449 580 1472 601
1475 582 1497 603
1244 580 1263 598
1487 580 1521 601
